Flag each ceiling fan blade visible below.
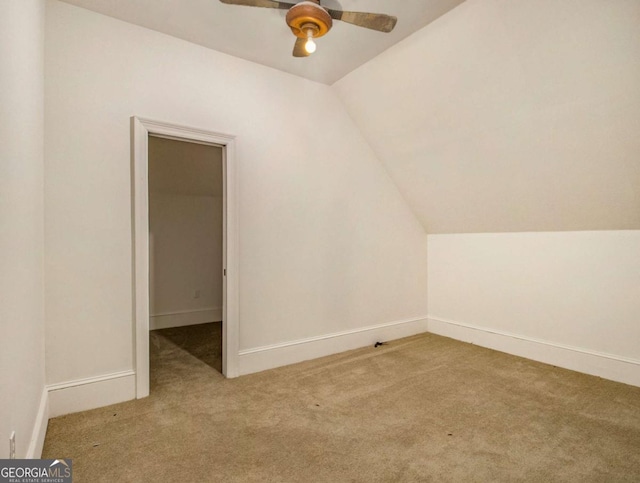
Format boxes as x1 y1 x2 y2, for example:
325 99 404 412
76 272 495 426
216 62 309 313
219 0 294 10
325 9 397 33
292 37 310 57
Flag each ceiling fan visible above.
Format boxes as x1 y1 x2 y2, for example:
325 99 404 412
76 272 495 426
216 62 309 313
219 0 397 57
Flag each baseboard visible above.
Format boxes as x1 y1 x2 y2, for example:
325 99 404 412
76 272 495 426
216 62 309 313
238 316 429 376
47 370 136 418
26 387 49 459
427 316 640 387
149 307 221 330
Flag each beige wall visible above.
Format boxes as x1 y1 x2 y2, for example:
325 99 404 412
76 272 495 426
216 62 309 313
44 0 428 386
0 0 46 458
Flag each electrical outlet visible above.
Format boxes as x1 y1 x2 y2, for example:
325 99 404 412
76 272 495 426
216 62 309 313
9 431 15 459
194 290 200 299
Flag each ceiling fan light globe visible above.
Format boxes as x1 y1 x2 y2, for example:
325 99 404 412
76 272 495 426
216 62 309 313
304 38 317 54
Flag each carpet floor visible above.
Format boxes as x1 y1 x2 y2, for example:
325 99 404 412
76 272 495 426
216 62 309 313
43 324 640 482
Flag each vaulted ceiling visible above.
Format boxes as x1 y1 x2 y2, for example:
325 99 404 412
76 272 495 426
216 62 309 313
58 0 465 84
56 0 640 234
335 0 640 233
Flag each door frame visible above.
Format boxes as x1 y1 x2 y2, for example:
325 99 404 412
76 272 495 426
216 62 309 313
131 116 239 398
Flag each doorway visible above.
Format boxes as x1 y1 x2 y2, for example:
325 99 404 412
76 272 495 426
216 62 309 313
132 117 239 399
148 136 223 380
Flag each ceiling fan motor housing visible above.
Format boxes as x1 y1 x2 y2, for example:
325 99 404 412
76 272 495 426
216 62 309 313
286 1 333 39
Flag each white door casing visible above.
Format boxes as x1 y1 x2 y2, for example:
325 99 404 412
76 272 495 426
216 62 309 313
132 117 239 398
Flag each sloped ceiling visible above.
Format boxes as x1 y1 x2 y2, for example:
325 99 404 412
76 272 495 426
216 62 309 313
335 0 640 233
149 137 223 197
57 0 465 84
54 0 639 234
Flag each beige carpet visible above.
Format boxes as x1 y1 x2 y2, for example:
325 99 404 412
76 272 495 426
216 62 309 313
43 324 640 482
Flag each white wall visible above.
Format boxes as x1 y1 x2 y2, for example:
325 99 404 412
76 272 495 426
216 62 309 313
427 232 640 385
428 232 640 359
44 0 428 394
0 0 47 458
150 194 223 328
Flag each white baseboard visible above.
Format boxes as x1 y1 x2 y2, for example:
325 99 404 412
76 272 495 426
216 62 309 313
149 307 222 331
427 316 640 387
238 316 429 376
26 387 49 459
47 370 136 418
